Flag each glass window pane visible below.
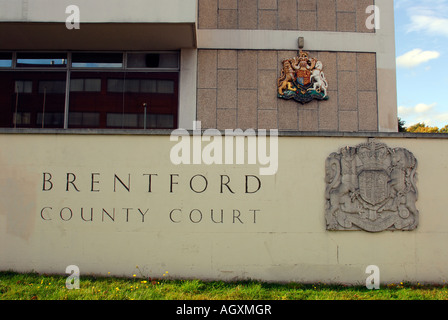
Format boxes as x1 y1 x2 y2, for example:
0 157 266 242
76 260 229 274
82 112 100 126
72 78 102 92
157 114 174 128
72 53 123 68
17 53 67 67
159 53 179 69
147 114 158 128
122 114 139 127
0 53 12 67
144 114 174 129
126 53 148 68
39 80 66 94
69 112 83 126
140 80 157 93
69 112 100 127
106 113 122 127
157 80 174 93
84 79 101 92
107 79 124 92
127 53 179 69
15 112 31 125
15 80 33 93
125 79 140 93
37 113 64 126
70 79 84 92
107 113 142 128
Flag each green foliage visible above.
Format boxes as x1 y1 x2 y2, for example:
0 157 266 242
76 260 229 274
406 122 440 133
439 125 448 133
1 272 448 300
398 118 448 133
398 117 407 132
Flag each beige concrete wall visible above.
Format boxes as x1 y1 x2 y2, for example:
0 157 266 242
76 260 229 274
1 132 448 285
197 49 377 132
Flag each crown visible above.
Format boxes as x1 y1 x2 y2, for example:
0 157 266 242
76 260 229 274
299 50 309 59
356 141 390 172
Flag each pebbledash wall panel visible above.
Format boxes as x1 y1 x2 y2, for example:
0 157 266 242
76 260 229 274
195 0 398 132
1 132 448 284
197 49 378 131
198 0 375 33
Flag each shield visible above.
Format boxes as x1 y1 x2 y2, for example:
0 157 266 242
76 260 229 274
296 69 311 86
358 170 389 206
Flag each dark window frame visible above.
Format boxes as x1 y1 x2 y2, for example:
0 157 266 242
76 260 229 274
0 51 180 130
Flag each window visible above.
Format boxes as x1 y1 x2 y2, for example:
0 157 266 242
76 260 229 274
107 113 139 128
127 53 179 69
6 72 66 129
16 53 67 68
72 72 178 129
0 53 12 68
107 79 175 94
15 80 33 93
70 79 101 92
106 113 174 129
72 53 123 68
37 113 65 127
69 112 100 127
39 80 66 94
14 113 31 125
157 80 175 94
0 51 179 130
148 114 174 128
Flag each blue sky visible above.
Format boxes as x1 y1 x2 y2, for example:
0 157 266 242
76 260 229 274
395 0 448 128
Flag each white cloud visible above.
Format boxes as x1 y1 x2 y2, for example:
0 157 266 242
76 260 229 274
398 103 436 116
398 102 448 127
405 1 448 37
415 103 435 113
434 113 448 123
408 14 448 37
396 49 440 68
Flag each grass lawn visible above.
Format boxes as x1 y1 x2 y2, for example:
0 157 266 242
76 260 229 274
1 271 448 300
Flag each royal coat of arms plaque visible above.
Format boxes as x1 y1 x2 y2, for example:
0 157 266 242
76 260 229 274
325 140 419 232
277 50 329 104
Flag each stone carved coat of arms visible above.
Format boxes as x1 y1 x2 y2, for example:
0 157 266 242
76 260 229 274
277 50 329 104
325 140 419 232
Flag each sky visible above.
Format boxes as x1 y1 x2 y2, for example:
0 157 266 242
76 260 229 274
394 0 448 128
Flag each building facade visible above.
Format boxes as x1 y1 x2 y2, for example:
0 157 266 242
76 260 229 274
0 0 397 133
6 1 441 286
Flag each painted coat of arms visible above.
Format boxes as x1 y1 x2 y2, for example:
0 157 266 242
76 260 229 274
277 50 329 104
325 140 419 232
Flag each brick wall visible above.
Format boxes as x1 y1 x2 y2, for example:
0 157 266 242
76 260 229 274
198 0 375 32
197 49 378 132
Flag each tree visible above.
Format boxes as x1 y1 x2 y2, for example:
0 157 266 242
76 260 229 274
440 125 448 133
397 118 448 133
406 122 440 133
398 117 406 132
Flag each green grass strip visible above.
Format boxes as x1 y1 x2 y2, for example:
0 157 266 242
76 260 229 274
1 271 448 300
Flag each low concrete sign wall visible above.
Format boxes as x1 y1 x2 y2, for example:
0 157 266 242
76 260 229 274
0 132 447 284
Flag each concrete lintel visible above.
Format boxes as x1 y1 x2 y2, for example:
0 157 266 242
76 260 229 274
1 128 447 140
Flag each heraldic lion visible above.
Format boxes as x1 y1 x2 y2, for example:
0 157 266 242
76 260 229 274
277 59 297 95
